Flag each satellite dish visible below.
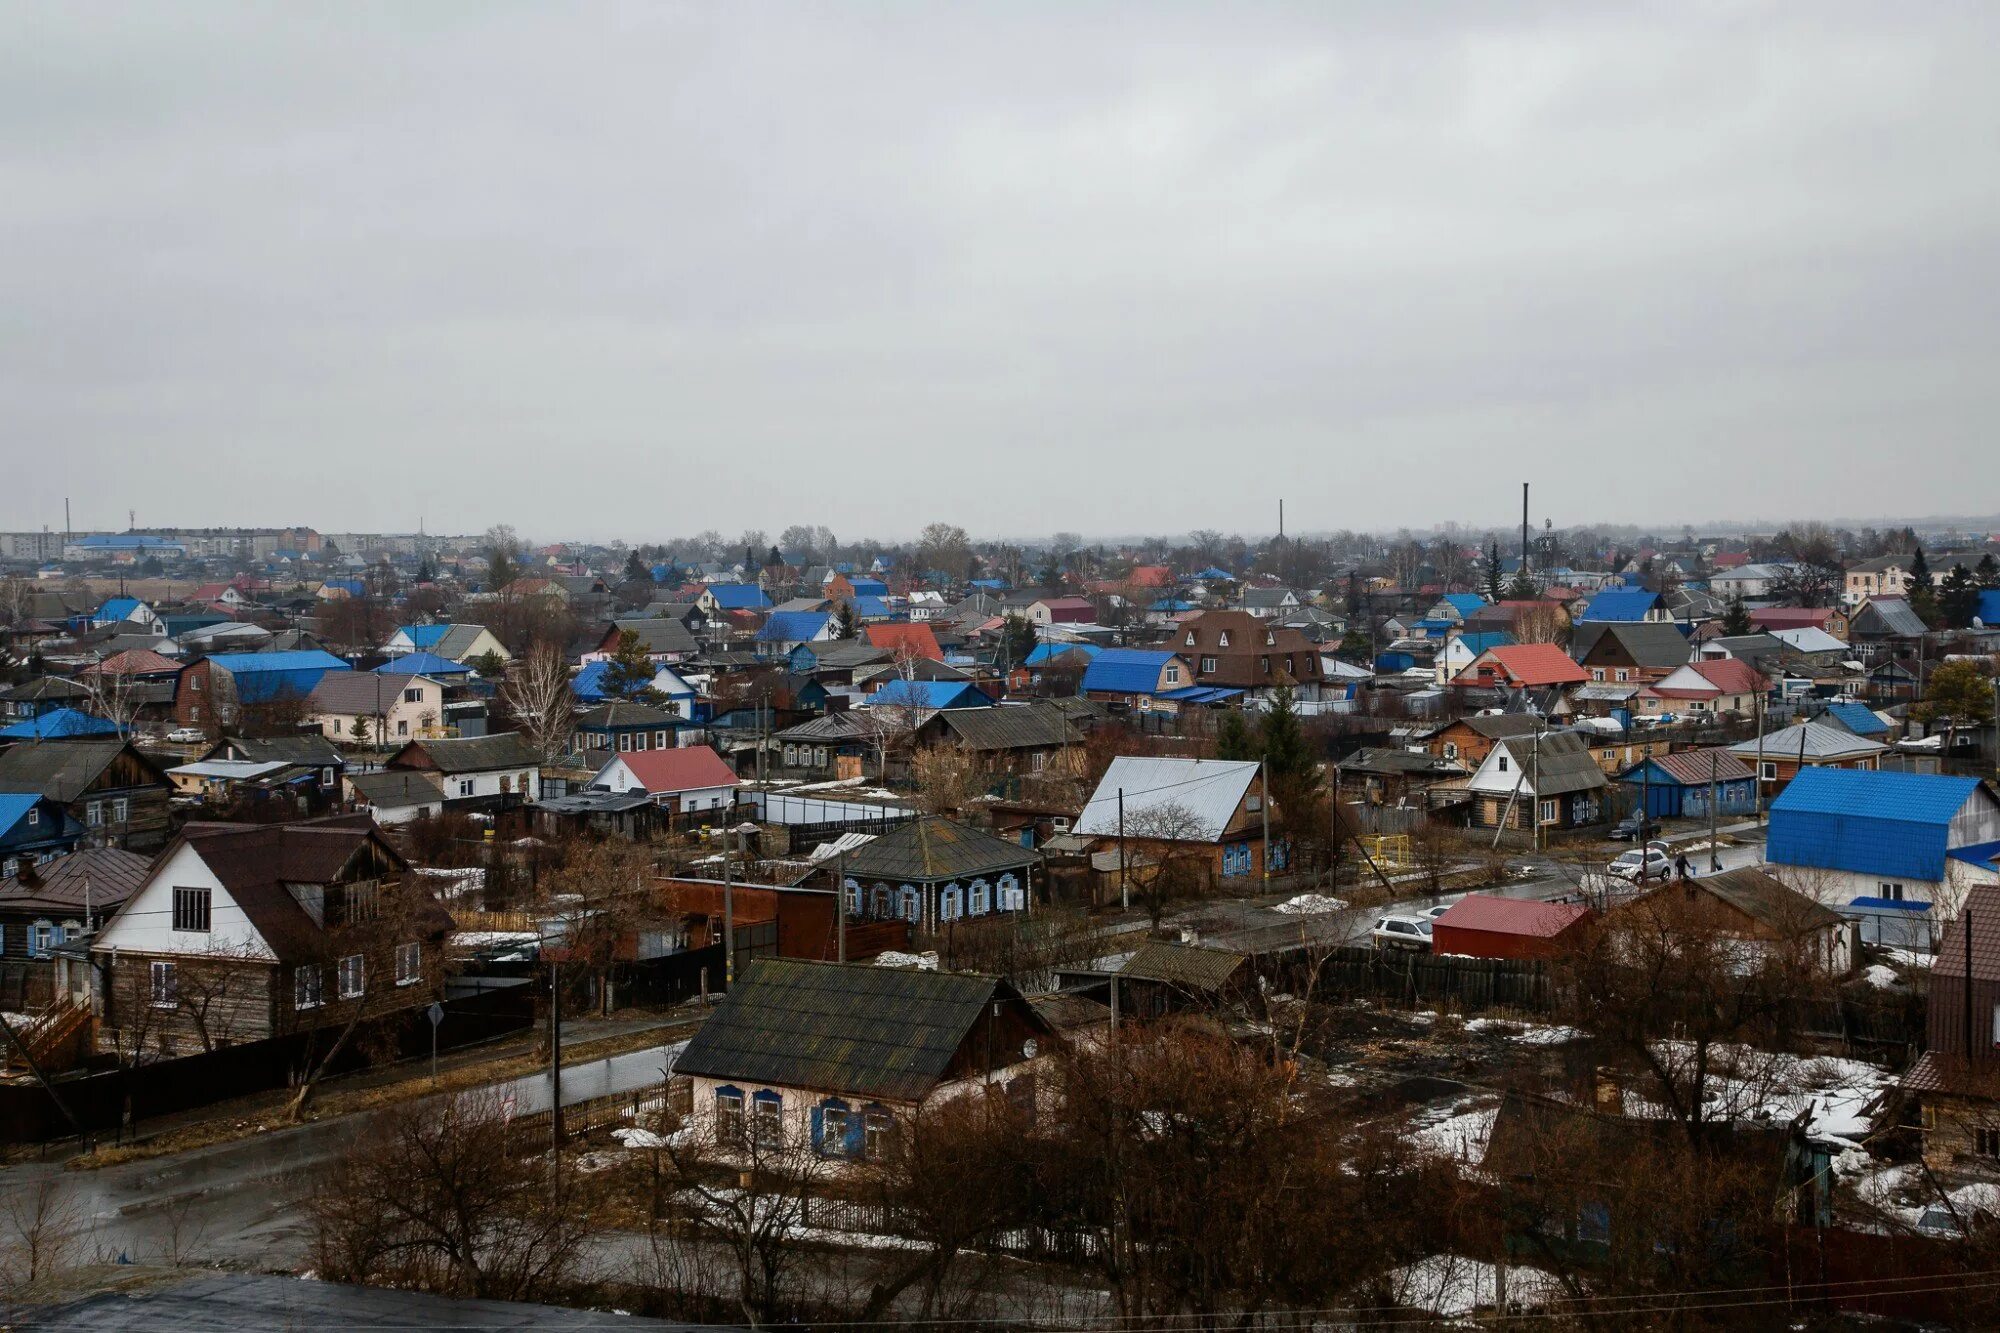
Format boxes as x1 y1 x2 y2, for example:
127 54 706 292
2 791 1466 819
1022 1039 1038 1059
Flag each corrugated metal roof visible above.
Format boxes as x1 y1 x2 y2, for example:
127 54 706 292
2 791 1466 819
1080 649 1177 694
1579 587 1664 622
843 815 1034 882
671 958 1040 1101
1820 700 1890 737
1075 757 1259 842
0 708 125 740
1767 768 1987 882
1119 941 1246 990
1727 721 1888 761
758 611 831 642
1435 894 1591 937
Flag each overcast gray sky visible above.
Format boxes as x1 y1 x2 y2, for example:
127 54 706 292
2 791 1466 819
5 2 1996 543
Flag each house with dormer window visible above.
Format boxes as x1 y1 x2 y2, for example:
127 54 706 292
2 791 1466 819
1174 610 1323 700
87 814 452 1057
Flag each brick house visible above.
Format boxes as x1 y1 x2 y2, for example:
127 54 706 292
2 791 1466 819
1170 610 1324 700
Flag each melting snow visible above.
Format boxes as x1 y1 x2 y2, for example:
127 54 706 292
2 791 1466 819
1273 893 1349 915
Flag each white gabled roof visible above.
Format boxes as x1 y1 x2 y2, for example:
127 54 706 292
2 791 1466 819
1075 757 1260 843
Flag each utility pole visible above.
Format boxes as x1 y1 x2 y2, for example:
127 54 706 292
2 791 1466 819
1707 748 1721 873
836 849 847 963
1259 757 1270 887
1520 482 1531 585
1965 910 1975 1076
1530 722 1542 854
1638 752 1650 881
548 959 563 1152
1754 688 1767 825
722 830 735 988
1117 788 1128 912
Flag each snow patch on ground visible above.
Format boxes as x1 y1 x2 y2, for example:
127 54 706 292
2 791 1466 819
1273 893 1349 915
1861 964 1900 989
1641 1044 1895 1150
1384 1253 1559 1316
613 1127 666 1149
1463 1017 1585 1046
1408 1098 1500 1163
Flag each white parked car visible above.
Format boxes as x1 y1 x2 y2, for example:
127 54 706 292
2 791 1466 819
1372 914 1434 951
1419 902 1457 921
1607 846 1673 882
164 727 208 744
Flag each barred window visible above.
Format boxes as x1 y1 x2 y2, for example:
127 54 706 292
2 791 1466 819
172 887 212 933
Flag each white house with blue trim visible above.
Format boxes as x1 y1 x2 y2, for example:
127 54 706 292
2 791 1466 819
669 959 1054 1164
1766 768 2000 949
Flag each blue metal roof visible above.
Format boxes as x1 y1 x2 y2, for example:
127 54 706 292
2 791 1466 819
1025 642 1100 666
398 624 450 649
860 680 990 710
1081 649 1177 695
1453 631 1515 654
1820 700 1889 737
1767 768 1986 882
1157 686 1245 704
95 596 143 620
846 579 888 597
1844 897 1933 913
1948 840 2000 871
1440 593 1487 616
1195 567 1233 580
1976 590 2000 627
757 611 831 643
1580 587 1664 622
206 650 350 703
850 595 891 619
0 793 44 837
706 584 772 611
375 651 470 676
0 707 124 740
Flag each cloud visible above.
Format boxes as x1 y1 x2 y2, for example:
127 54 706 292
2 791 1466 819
2 2 1995 541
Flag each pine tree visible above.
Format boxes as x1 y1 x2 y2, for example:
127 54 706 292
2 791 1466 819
834 601 857 640
1977 552 2000 590
1909 545 1933 592
1939 565 1979 628
1721 594 1753 637
1000 614 1037 669
1257 684 1319 792
1337 627 1372 662
1214 709 1256 762
1505 569 1537 600
624 549 649 583
1482 540 1504 602
599 629 664 704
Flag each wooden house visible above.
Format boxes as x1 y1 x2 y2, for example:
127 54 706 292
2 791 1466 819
0 739 174 851
88 814 453 1058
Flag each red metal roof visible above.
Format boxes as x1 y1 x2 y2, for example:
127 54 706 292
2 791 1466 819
1470 643 1590 687
863 622 944 661
612 745 740 794
1434 894 1592 937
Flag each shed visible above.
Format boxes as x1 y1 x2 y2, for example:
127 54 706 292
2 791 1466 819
1432 894 1592 960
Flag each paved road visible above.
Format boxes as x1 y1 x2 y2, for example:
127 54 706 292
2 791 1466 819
1179 827 1771 952
0 1040 688 1269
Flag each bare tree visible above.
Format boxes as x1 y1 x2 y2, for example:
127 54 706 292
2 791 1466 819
1121 800 1213 929
540 837 658 1017
75 662 144 735
307 1091 587 1300
652 1088 839 1325
908 743 980 815
0 1178 83 1293
499 643 576 764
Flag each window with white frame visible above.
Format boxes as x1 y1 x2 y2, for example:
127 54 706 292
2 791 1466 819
820 1103 851 1155
86 801 103 827
459 779 474 797
150 960 177 1008
338 953 365 999
30 921 54 957
395 941 422 986
864 1108 892 1160
751 1093 783 1150
715 1088 745 1144
1759 762 1777 782
112 797 128 822
1539 799 1557 824
1200 656 1218 673
1497 754 1510 772
1165 665 1180 684
295 964 322 1010
172 886 211 933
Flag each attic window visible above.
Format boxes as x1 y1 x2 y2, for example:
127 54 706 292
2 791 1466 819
1218 632 1230 648
1265 632 1275 646
1185 632 1196 647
